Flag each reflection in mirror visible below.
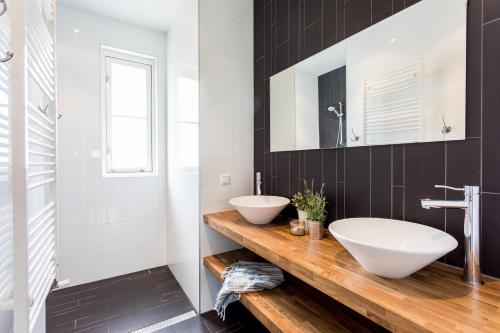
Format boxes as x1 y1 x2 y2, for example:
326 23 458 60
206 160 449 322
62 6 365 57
270 0 467 152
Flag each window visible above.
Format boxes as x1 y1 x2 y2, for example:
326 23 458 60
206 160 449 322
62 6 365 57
101 47 157 176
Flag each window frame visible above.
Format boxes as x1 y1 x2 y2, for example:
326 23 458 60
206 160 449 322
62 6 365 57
100 46 158 178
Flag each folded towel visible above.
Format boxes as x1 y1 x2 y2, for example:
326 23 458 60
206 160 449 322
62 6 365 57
214 261 285 320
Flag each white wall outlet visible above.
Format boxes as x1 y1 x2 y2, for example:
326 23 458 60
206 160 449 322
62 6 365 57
220 174 231 185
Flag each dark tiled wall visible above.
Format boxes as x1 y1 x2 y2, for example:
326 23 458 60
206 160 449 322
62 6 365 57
318 66 346 148
253 0 500 278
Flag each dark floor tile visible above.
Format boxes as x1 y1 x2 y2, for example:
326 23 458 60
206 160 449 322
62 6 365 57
482 20 500 193
159 317 210 333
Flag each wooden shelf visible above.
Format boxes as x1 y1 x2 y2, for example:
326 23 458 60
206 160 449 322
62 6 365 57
204 211 500 333
203 248 387 333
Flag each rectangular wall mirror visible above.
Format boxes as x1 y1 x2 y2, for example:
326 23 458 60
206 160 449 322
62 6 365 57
270 0 467 152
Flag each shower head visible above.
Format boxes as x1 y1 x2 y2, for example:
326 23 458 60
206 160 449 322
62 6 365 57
328 106 343 117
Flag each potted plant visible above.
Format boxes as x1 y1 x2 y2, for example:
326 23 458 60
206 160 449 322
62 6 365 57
305 183 327 240
290 180 314 235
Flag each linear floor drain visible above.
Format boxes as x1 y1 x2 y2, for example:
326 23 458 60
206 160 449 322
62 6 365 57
130 310 198 333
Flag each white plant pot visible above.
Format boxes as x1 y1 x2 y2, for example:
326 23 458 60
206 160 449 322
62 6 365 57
297 210 308 223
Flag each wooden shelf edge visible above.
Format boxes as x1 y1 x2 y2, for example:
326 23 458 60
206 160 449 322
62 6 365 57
203 249 387 333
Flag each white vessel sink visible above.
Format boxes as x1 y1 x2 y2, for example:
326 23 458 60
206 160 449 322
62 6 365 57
229 196 290 225
328 218 458 279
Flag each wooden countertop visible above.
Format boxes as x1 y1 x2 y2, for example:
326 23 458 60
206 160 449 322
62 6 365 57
203 211 500 333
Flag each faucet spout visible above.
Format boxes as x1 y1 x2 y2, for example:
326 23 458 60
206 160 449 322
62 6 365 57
420 185 482 285
421 199 468 210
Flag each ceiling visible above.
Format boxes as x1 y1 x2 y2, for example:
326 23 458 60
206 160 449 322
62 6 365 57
57 0 183 32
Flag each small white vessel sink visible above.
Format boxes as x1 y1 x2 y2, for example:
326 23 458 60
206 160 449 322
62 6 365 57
229 195 290 225
328 218 458 279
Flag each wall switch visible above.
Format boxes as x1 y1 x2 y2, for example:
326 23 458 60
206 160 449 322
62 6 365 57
220 174 231 185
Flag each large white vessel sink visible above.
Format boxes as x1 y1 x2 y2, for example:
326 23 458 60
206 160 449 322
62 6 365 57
229 195 290 225
328 218 458 279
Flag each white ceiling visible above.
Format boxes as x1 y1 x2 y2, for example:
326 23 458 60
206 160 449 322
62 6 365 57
57 0 183 32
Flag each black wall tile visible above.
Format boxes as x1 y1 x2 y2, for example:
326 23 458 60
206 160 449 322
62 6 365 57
445 138 481 267
289 0 301 65
337 182 345 219
254 58 265 130
275 42 289 73
484 0 500 23
275 152 290 197
345 0 372 38
304 21 323 58
304 150 323 185
275 0 289 45
393 0 405 14
336 0 345 41
345 147 371 217
304 0 323 27
404 0 421 7
253 0 500 278
336 149 344 182
482 193 500 278
392 145 404 186
466 0 482 138
264 153 273 194
323 0 337 48
265 3 273 77
404 143 445 230
254 0 266 59
254 130 265 193
371 146 392 219
290 151 302 194
323 150 337 221
482 20 500 193
392 186 404 220
372 0 392 24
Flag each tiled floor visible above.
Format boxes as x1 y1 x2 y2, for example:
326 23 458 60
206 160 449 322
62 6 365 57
46 266 267 333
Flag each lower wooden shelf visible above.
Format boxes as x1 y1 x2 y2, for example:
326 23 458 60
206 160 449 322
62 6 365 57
203 248 387 333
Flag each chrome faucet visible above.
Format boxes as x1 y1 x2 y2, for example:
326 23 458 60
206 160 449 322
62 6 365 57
256 172 262 195
421 185 482 285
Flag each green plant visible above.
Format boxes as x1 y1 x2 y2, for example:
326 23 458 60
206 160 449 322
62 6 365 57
291 179 315 211
305 182 327 222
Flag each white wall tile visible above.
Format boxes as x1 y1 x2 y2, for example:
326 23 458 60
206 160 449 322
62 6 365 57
56 4 168 287
199 0 254 313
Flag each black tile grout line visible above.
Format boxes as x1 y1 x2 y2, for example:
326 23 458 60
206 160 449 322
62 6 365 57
480 0 484 262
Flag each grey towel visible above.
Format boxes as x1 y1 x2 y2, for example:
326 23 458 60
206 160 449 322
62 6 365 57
214 261 285 320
